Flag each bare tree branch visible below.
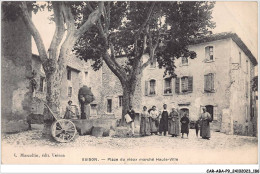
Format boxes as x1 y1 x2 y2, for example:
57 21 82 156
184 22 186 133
60 2 75 32
108 43 128 81
95 7 128 82
19 2 48 62
133 2 155 59
134 2 155 40
86 1 94 12
75 1 104 38
103 51 128 84
106 2 111 32
141 57 151 71
49 2 66 61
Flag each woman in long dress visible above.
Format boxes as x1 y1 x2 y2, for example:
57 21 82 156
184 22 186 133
199 107 211 139
149 106 159 135
140 106 151 136
168 108 180 137
180 113 190 138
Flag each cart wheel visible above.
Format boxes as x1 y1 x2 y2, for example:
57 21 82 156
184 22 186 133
51 119 77 143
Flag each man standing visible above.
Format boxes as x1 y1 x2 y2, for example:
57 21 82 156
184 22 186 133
127 105 136 137
199 107 211 140
159 104 169 136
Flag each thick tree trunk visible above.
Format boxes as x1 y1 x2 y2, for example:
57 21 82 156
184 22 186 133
45 71 62 118
42 43 72 137
120 82 136 126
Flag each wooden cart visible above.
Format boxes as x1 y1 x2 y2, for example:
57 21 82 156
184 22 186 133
44 104 77 143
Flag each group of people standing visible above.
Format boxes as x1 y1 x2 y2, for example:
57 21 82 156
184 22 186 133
135 104 212 139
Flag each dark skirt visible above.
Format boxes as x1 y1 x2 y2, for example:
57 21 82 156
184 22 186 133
159 119 168 132
140 117 151 136
200 120 211 138
181 123 189 134
168 119 179 135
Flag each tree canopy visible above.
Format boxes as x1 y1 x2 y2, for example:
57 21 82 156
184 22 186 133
74 1 215 76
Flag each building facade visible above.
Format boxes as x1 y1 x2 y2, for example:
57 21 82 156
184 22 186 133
32 54 103 117
97 33 258 136
2 15 257 137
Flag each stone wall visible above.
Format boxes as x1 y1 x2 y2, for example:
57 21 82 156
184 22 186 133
229 40 257 136
1 17 32 132
100 58 142 118
32 53 102 118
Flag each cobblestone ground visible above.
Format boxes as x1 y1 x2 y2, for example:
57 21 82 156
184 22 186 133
1 126 258 164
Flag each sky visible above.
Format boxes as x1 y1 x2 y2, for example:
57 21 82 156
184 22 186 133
32 1 258 59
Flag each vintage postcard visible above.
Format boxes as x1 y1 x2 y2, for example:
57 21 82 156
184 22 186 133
1 1 259 171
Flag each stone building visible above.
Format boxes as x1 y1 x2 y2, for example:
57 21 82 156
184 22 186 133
32 54 103 117
97 32 258 136
2 13 257 137
1 13 101 133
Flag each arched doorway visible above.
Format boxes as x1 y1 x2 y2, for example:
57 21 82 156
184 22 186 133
180 108 189 118
205 105 214 120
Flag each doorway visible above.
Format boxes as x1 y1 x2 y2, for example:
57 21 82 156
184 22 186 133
205 105 214 120
180 108 189 118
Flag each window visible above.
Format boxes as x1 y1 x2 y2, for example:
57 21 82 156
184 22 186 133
68 87 72 97
164 78 172 94
119 96 123 107
67 68 71 80
182 57 188 65
204 73 215 92
175 76 193 94
39 76 45 92
150 58 156 68
149 79 156 95
107 99 112 113
90 104 97 116
145 79 157 96
205 46 214 61
181 77 189 92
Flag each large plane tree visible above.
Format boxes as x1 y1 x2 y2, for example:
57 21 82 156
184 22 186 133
74 1 215 124
2 2 104 115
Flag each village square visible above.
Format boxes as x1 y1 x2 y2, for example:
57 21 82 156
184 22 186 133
1 1 258 165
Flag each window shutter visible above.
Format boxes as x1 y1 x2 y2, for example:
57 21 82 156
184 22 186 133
145 81 148 96
211 74 214 91
188 76 193 92
204 74 208 92
205 47 210 60
154 80 157 95
208 74 212 91
175 77 180 94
